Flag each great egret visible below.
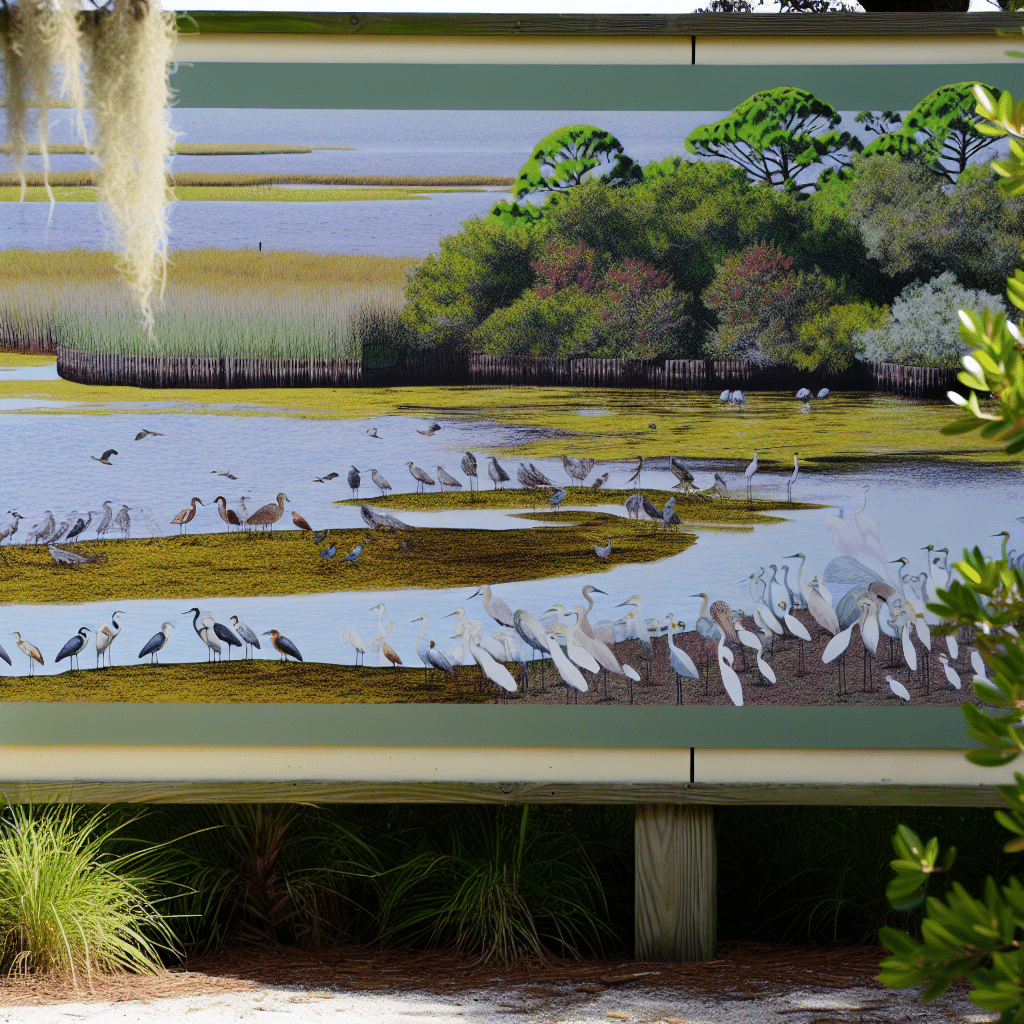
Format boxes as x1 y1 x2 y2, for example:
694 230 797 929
717 635 743 706
412 614 454 684
666 621 700 703
886 675 911 701
339 627 368 666
470 585 515 628
96 611 125 668
735 626 776 685
744 451 758 498
938 653 962 690
787 453 799 502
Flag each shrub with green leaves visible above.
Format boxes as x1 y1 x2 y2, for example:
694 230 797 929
877 77 1024 1024
0 804 177 980
854 271 1007 367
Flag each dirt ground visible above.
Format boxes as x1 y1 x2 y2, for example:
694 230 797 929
0 943 989 1022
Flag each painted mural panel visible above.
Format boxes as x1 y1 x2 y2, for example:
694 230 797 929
0 65 1018 714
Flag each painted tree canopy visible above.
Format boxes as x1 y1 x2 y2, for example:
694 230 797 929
684 87 862 191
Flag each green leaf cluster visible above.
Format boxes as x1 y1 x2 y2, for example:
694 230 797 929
879 74 1024 1023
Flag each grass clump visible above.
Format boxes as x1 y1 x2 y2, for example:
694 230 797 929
0 804 177 980
0 172 514 187
377 806 613 963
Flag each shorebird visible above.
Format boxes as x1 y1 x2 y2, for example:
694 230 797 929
246 493 290 534
461 452 478 491
171 497 204 536
591 473 609 490
594 537 611 560
406 462 435 493
56 627 93 671
12 632 43 675
437 466 462 492
487 457 510 490
138 622 174 665
371 468 392 496
263 629 303 663
292 511 313 533
230 616 261 658
214 496 242 531
114 504 131 539
90 448 118 466
562 455 596 486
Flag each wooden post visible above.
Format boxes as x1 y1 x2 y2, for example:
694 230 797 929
634 803 716 962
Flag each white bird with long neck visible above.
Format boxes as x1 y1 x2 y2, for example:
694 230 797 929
716 634 743 706
787 453 800 501
744 451 758 499
665 620 700 703
546 606 600 673
786 553 817 617
748 574 783 637
806 576 841 637
735 625 776 685
467 636 517 696
938 653 962 690
339 627 368 666
768 564 812 641
95 610 124 668
470 584 515 629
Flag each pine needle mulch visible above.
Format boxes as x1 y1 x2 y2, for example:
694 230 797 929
0 942 898 1006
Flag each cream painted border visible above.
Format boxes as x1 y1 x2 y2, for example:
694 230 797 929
0 746 1011 786
171 32 1013 66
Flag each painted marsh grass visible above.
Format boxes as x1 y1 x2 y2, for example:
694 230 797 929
2 248 418 359
0 172 514 187
2 143 354 154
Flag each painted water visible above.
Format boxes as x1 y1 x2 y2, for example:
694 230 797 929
0 399 1018 676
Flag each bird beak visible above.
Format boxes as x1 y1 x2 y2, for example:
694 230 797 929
467 589 481 599
261 631 271 636
443 611 458 618
591 588 607 596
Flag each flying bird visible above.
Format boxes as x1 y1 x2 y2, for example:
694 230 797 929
90 448 118 466
417 422 441 436
366 428 380 438
134 429 163 440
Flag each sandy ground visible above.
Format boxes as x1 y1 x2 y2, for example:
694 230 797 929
0 945 997 1023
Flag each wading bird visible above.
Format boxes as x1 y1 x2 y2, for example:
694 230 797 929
56 627 92 671
818 388 830 399
744 451 758 499
371 468 392 497
411 614 455 685
171 497 204 536
886 675 911 701
0 638 11 667
0 510 22 547
669 456 695 492
348 467 361 499
90 448 118 466
938 653 962 690
214 496 242 531
263 629 303 663
406 462 435 493
66 512 90 542
135 428 163 440
787 453 800 502
666 622 700 704
626 456 644 490
184 607 221 662
366 427 380 438
470 584 515 629
246 493 290 534
594 537 611 560
12 632 43 675
48 544 91 566
319 544 337 562
138 622 174 665
230 616 261 658
796 388 811 400
437 466 462 492
461 452 478 492
340 627 368 666
292 511 313 533
487 457 510 490
96 611 124 668
28 510 55 544
562 455 596 486
549 488 566 508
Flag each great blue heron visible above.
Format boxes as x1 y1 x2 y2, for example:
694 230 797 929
90 448 118 466
96 611 125 668
406 462 435 493
56 627 93 671
624 493 644 519
171 497 204 536
12 632 43 675
114 504 131 539
263 629 303 663
371 469 392 497
246 493 290 534
138 622 174 665
348 466 361 499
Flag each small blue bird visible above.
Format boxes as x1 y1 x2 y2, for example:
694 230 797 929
343 541 365 564
549 488 566 508
319 544 337 561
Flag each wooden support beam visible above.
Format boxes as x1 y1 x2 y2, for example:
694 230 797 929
635 803 716 962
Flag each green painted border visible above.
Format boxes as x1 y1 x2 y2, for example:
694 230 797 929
170 62 1024 110
0 704 977 749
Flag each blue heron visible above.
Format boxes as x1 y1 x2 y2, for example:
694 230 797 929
56 627 93 671
138 622 175 665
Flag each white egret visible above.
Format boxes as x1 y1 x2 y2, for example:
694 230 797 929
547 607 600 674
470 585 515 628
666 621 700 703
735 627 776 685
546 633 589 701
938 653 962 690
886 675 911 701
412 614 454 685
744 451 758 499
95 610 125 668
339 627 368 666
717 634 743 706
806 576 841 637
467 639 517 698
787 453 799 502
